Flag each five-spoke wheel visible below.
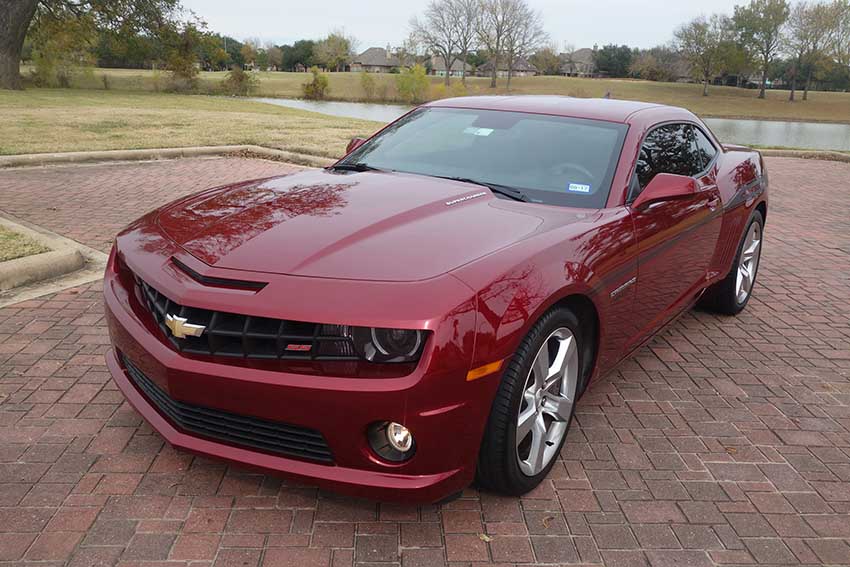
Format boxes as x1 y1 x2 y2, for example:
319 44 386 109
516 328 578 476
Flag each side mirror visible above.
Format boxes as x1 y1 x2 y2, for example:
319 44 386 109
346 136 367 155
631 173 698 210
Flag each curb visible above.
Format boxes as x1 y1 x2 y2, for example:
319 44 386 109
0 216 86 292
0 249 84 292
0 216 108 305
759 148 850 163
0 145 336 170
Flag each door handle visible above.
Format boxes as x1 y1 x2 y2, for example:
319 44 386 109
706 195 721 211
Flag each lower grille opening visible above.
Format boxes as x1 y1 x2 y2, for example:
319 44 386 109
121 354 334 463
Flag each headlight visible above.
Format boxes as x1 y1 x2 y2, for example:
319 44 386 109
351 327 425 363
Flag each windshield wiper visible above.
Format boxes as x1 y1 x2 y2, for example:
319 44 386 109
329 162 383 172
434 176 529 202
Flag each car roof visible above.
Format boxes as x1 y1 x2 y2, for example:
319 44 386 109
424 95 696 125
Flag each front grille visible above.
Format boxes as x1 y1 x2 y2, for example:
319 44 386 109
136 277 357 361
122 355 334 463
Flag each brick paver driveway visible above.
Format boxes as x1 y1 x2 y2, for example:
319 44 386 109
1 156 849 567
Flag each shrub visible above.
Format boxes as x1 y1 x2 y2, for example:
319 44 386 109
360 71 376 100
396 64 429 104
221 65 260 96
429 83 447 100
450 80 468 97
302 66 329 99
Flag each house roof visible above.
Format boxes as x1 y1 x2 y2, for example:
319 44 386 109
430 57 472 72
353 47 401 68
479 57 537 72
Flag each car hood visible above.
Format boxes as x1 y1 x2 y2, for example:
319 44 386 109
156 169 579 282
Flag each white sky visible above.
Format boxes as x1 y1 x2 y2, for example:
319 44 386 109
180 0 743 51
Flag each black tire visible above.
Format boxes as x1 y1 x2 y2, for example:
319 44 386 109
701 210 764 315
476 307 587 496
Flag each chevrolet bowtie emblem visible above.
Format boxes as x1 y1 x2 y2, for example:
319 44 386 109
164 314 206 339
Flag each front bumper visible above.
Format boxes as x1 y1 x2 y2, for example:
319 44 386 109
103 256 494 504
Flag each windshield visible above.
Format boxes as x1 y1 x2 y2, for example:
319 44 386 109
341 107 628 209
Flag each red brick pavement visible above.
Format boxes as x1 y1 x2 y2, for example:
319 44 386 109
0 156 849 566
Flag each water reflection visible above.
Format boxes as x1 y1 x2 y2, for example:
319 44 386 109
253 98 850 151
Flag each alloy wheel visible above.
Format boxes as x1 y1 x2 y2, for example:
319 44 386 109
736 222 762 304
515 327 578 476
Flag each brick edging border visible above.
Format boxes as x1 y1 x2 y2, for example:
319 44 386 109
0 145 336 169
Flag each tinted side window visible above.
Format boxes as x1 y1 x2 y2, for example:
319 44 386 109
635 124 703 190
693 128 717 170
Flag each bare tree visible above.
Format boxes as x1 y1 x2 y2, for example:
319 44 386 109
503 0 547 87
676 14 729 96
833 0 850 66
784 2 812 101
801 2 832 99
449 0 478 83
477 0 516 88
411 0 459 85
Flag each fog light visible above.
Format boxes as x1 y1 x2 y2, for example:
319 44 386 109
386 422 413 452
368 421 416 462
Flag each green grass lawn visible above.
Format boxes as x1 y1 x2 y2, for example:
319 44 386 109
46 67 850 124
0 226 50 262
0 89 382 158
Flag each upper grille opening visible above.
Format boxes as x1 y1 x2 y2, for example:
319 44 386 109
136 277 359 361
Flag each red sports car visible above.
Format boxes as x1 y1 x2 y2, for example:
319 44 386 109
104 96 767 503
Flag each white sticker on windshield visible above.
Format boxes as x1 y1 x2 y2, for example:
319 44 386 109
463 127 494 137
568 183 592 194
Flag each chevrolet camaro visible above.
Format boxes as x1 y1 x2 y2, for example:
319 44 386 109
104 96 767 503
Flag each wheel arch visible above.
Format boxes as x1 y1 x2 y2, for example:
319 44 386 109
755 200 767 223
549 293 599 395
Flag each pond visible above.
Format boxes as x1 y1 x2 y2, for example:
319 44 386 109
252 97 850 152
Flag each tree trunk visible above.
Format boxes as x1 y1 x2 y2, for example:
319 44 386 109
703 77 709 97
789 74 796 102
758 59 768 99
444 57 451 86
803 70 811 101
461 50 467 85
0 0 39 90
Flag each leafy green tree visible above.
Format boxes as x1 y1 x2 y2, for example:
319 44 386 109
529 45 562 76
734 0 790 98
315 31 355 72
630 46 681 82
221 36 244 68
161 20 207 91
396 64 430 103
676 15 729 96
266 46 282 70
0 0 181 90
29 12 96 87
240 40 258 68
592 44 635 78
255 48 269 71
281 40 315 71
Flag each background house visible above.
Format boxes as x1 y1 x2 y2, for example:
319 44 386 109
477 57 538 78
560 48 596 77
430 56 473 77
351 47 403 73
